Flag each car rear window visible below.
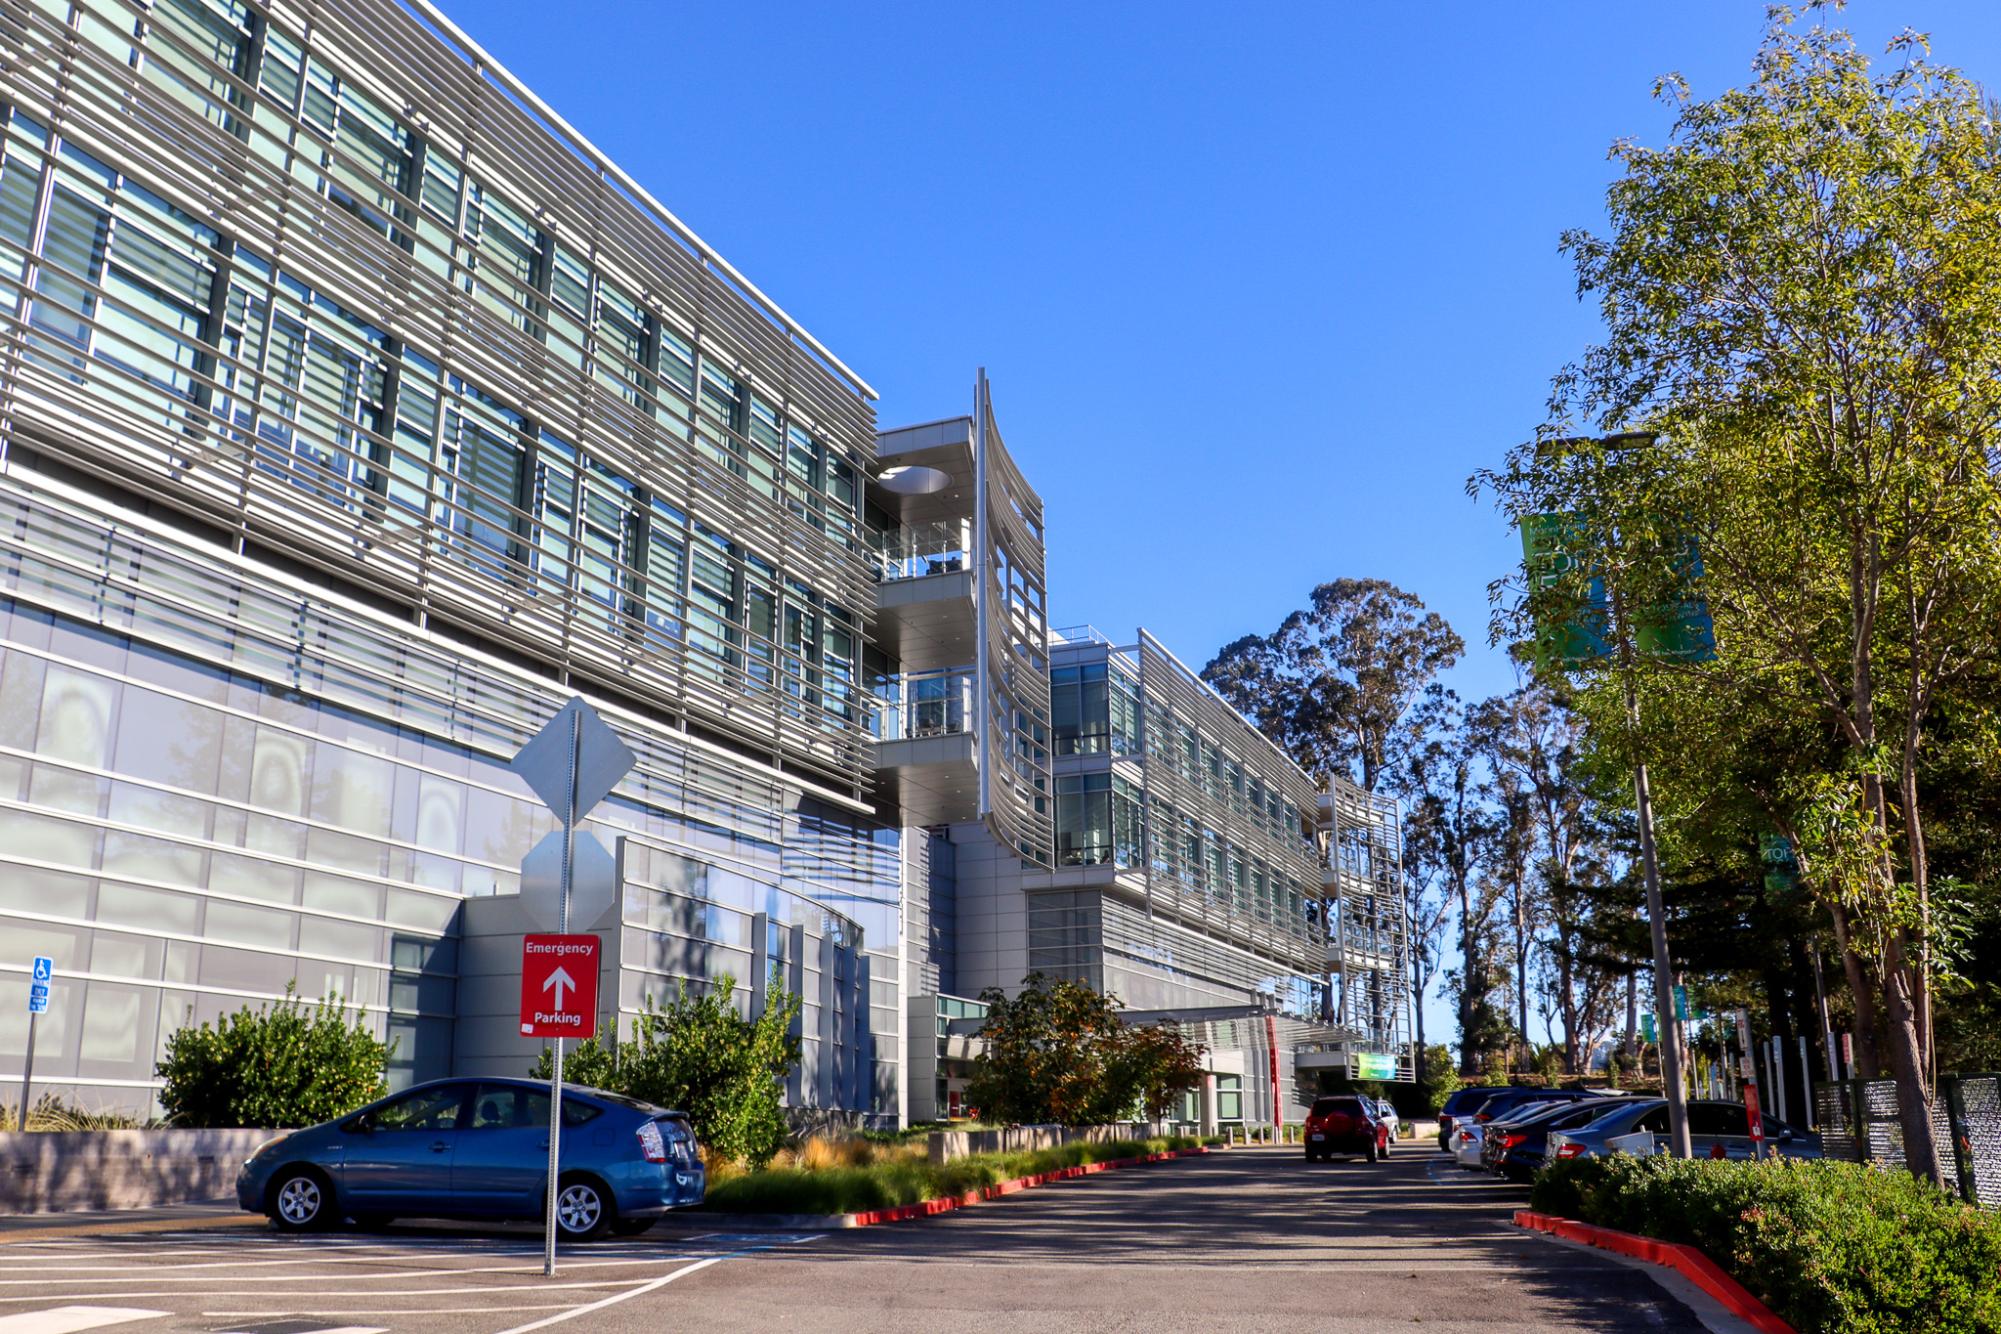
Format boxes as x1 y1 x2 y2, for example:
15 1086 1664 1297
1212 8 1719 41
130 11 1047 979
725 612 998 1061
1441 1088 1502 1115
1311 1097 1365 1117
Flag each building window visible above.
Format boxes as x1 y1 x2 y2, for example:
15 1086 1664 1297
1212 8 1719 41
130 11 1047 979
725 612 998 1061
1112 775 1143 869
1051 661 1109 756
1055 772 1111 867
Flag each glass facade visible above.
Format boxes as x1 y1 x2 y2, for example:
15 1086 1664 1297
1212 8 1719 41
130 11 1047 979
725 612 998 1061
0 0 880 792
0 0 901 1119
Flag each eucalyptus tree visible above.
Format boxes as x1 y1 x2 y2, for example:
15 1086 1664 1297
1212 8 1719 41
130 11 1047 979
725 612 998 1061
1203 578 1463 793
1477 11 2001 1185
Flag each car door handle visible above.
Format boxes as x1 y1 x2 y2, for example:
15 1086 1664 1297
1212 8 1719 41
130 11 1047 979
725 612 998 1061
430 1140 450 1153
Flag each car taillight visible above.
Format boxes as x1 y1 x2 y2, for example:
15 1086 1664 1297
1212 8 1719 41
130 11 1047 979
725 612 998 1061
1501 1133 1527 1150
1476 1112 1494 1123
636 1120 668 1163
1555 1142 1584 1160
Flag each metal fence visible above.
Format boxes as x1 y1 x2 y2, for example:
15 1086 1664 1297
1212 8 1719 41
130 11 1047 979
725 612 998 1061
1813 1074 2001 1208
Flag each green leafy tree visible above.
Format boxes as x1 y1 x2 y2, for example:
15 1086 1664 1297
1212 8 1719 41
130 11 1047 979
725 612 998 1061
1417 1044 1462 1114
157 987 391 1128
967 973 1123 1126
1475 10 2001 1186
532 977 801 1168
1100 1022 1207 1122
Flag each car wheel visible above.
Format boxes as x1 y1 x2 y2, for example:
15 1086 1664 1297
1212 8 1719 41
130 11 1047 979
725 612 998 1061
268 1168 332 1232
610 1217 657 1237
555 1174 613 1241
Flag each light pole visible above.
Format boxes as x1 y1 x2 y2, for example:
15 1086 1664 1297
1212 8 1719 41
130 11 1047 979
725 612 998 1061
1528 430 1694 1159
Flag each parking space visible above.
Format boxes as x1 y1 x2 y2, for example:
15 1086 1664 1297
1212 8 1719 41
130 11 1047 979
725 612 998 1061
0 1225 820 1334
0 1149 1749 1333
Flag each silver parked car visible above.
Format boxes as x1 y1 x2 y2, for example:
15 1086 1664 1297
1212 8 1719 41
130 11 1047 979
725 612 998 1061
1546 1098 1821 1163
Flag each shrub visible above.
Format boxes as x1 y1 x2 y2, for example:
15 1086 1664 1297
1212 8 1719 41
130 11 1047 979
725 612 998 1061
1534 1155 2001 1333
532 976 801 1168
5 1093 146 1131
157 987 390 1128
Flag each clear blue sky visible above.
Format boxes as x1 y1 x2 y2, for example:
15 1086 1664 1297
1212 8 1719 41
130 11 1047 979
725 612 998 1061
445 0 2001 1052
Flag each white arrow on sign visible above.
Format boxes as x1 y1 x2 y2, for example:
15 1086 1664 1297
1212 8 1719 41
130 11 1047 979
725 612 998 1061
542 966 577 1011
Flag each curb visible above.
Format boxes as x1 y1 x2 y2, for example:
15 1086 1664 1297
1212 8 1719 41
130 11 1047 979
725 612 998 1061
1513 1210 1794 1334
691 1145 1218 1231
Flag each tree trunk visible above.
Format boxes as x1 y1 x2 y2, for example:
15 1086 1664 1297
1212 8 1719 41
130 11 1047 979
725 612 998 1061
1828 901 1881 1076
1623 970 1639 1064
1411 949 1428 1092
1457 878 1476 1075
1897 740 1932 1080
1558 941 1580 1074
1860 762 1946 1189
1514 879 1530 1070
1880 939 1945 1188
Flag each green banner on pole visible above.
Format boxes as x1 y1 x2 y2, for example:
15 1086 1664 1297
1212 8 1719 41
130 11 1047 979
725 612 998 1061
1673 985 1692 1021
1642 1013 1657 1044
1354 1052 1397 1081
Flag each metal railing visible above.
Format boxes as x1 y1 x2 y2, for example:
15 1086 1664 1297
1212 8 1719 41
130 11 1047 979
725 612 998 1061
1814 1074 2001 1208
870 668 976 742
872 517 974 582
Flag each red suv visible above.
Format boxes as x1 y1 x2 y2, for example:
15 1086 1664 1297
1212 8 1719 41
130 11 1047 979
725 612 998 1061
1303 1095 1390 1163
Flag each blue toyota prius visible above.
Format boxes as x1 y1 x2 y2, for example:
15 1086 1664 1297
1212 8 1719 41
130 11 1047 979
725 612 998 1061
235 1077 705 1239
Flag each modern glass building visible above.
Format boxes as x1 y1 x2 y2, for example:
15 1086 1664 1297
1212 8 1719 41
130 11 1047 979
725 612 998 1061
0 0 901 1121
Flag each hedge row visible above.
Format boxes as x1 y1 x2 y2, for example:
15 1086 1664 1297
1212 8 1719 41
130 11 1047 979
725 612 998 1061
704 1135 1210 1216
1532 1155 2001 1333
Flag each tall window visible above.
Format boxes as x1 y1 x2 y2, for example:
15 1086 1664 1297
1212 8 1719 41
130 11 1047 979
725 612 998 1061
1055 772 1111 867
440 378 525 581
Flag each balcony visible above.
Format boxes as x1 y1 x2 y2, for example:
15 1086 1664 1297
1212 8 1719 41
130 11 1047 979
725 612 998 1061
871 667 975 742
871 667 980 828
873 517 974 583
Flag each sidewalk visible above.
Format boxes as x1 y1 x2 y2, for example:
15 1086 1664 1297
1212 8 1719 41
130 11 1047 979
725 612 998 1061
0 1201 260 1243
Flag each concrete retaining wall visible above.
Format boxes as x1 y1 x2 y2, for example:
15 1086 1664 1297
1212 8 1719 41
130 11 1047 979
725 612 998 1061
927 1123 1141 1165
0 1129 271 1213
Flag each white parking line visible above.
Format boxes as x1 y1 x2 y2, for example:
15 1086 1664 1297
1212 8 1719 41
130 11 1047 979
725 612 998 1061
0 1308 168 1334
489 1258 724 1334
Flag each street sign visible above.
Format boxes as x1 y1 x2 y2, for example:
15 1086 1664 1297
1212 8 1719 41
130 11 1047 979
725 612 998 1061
520 829 618 933
511 698 635 826
519 934 599 1039
508 699 633 1280
19 957 53 1131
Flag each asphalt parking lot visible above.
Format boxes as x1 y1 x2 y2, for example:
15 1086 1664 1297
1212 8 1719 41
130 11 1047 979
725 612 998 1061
0 1146 1749 1334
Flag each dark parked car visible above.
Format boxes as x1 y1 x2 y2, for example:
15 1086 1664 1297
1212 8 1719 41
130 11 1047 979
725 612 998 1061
1304 1095 1391 1163
236 1078 705 1239
1482 1100 1633 1181
1436 1086 1506 1151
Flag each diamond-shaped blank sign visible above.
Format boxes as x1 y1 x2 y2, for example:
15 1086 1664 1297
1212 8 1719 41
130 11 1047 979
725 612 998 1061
520 828 619 933
510 697 636 825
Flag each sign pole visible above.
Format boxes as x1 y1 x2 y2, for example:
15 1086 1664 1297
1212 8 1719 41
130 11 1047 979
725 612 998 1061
17 1009 34 1132
543 708 580 1279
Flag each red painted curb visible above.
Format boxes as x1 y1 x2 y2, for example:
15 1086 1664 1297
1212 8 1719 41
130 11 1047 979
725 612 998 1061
1513 1210 1795 1334
839 1146 1214 1228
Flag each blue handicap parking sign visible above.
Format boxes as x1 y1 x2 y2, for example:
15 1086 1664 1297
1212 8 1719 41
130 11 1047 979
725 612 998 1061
27 982 49 1014
31 956 53 983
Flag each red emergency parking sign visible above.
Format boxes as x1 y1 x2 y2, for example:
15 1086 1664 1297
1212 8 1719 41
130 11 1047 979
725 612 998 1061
519 934 599 1038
